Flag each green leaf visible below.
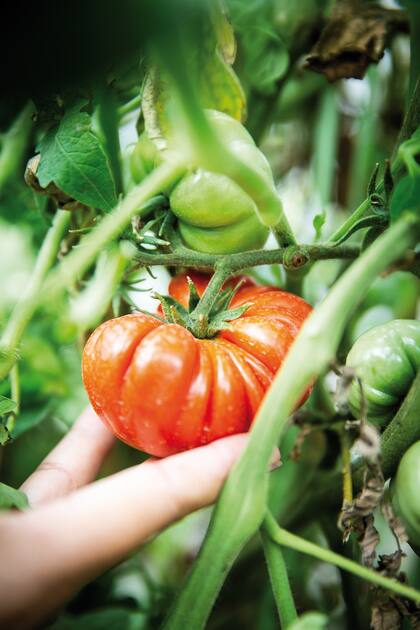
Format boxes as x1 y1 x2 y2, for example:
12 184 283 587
37 104 118 211
241 26 289 94
390 175 420 222
0 482 29 511
0 395 17 415
288 612 328 630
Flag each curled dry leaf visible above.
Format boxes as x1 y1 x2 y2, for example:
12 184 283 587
25 155 85 212
305 2 409 82
354 421 381 463
339 462 383 558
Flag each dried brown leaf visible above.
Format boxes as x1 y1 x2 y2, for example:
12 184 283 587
306 2 408 82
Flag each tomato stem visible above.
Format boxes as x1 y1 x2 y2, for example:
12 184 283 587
133 243 360 273
263 511 420 605
261 526 298 628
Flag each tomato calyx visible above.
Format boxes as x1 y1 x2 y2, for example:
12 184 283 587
153 276 250 339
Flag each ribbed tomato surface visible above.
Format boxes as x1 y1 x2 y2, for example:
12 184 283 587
82 276 312 457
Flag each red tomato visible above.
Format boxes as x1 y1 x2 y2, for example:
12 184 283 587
82 276 312 457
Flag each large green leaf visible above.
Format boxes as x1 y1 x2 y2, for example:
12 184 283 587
37 104 117 211
0 482 29 511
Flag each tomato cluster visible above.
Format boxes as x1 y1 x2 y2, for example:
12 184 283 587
83 274 312 457
131 110 272 255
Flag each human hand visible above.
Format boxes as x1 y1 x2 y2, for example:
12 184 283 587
0 406 280 628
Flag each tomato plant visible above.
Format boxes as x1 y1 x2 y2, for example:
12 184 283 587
0 0 420 628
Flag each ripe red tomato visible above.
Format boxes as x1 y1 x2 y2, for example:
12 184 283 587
82 276 312 457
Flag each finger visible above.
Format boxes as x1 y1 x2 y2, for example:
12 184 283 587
21 406 115 507
0 435 278 627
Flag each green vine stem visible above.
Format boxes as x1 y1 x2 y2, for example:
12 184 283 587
261 529 298 628
373 369 420 481
163 215 419 629
134 243 360 273
0 102 34 194
0 210 71 381
43 161 185 301
118 94 142 119
263 512 420 604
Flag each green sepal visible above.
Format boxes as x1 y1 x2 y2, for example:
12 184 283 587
207 303 250 337
210 279 246 316
153 292 192 328
367 162 380 197
187 277 201 312
333 214 388 247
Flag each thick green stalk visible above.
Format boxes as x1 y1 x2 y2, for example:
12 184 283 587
0 102 33 194
375 370 420 480
263 512 420 604
163 216 418 630
43 161 185 301
261 530 298 628
0 210 70 380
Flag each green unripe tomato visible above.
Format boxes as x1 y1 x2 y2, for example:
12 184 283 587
346 320 420 425
170 110 272 254
204 109 256 146
392 440 420 553
178 212 269 254
130 132 161 183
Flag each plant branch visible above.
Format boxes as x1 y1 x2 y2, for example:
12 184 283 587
261 528 298 628
118 94 142 119
376 369 420 480
263 512 420 605
0 210 71 381
163 216 419 630
134 243 360 273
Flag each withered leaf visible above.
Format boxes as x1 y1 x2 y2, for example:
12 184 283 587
305 3 408 82
377 551 404 578
371 592 402 630
25 155 85 212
